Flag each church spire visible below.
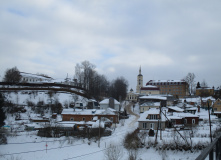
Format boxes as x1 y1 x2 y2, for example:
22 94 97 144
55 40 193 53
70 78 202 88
138 66 142 76
139 66 141 75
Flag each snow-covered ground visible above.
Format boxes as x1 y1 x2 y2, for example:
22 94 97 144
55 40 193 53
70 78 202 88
1 92 220 160
0 112 205 160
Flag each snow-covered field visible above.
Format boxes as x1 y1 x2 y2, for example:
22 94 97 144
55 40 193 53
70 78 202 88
0 114 205 160
0 92 220 160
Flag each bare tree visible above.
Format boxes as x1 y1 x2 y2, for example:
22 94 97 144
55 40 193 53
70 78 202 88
201 79 208 87
74 61 109 100
184 73 196 95
104 143 123 160
109 77 128 102
3 67 21 83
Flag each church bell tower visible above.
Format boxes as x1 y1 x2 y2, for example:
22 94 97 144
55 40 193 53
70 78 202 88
136 66 143 93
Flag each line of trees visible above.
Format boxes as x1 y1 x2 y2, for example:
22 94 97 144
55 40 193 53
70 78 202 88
74 60 128 101
2 63 129 102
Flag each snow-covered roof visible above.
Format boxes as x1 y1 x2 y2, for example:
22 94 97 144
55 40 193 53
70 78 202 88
186 107 197 111
20 72 53 80
168 106 184 112
99 98 120 105
182 97 201 103
61 108 116 115
140 102 160 106
196 87 213 90
138 108 166 122
139 95 167 100
174 112 199 118
201 96 216 102
167 115 182 120
147 79 186 83
141 85 159 90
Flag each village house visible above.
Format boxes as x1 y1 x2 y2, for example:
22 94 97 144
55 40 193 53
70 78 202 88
201 97 216 108
126 88 139 102
146 79 189 98
99 98 120 111
20 72 53 83
138 108 166 131
61 108 119 124
213 98 221 118
167 112 199 127
139 95 167 107
139 101 160 113
196 87 214 97
168 106 184 113
140 85 160 95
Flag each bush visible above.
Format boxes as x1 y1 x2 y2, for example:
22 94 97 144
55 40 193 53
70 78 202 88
0 133 7 144
124 129 140 150
104 143 123 160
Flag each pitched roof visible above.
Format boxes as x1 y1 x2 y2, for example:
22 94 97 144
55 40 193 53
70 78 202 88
168 106 184 112
100 98 120 105
139 95 167 100
138 108 166 122
61 108 116 115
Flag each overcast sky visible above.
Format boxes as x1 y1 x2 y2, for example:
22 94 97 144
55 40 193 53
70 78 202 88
1 0 221 90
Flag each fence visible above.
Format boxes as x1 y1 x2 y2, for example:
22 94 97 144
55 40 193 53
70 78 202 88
195 133 221 160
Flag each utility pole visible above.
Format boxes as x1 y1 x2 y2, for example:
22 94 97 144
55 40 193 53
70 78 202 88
160 105 162 140
98 119 100 147
207 101 213 143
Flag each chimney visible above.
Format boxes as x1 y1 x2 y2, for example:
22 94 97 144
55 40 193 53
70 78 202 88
109 98 114 109
197 105 200 112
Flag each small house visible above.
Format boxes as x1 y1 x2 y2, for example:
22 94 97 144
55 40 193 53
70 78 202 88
139 102 160 113
212 98 221 118
99 98 120 111
138 108 166 131
168 106 184 113
61 108 119 124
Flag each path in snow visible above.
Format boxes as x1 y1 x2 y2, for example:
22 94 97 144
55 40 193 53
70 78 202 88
125 103 140 127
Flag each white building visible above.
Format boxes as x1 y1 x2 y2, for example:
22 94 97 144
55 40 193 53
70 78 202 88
99 98 120 111
20 72 53 83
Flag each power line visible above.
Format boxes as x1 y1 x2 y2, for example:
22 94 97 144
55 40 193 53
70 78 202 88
63 148 107 160
2 129 131 157
7 139 70 145
63 144 125 160
1 142 85 156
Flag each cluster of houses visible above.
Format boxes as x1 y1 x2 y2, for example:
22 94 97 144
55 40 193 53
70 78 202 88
3 69 221 137
56 98 121 130
137 95 221 132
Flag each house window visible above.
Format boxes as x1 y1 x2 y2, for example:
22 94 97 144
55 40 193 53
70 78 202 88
82 117 85 121
70 117 74 121
214 108 217 111
110 117 113 122
150 123 154 129
143 123 147 129
192 119 195 124
171 119 176 125
150 115 158 120
184 119 187 124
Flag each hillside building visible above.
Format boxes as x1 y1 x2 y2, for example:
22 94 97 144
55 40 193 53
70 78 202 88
20 72 53 83
146 80 188 98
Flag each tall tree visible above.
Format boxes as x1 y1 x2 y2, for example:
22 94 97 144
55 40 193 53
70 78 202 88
3 67 21 83
184 73 196 95
74 61 109 100
196 82 201 88
109 77 128 102
0 93 6 127
201 79 208 87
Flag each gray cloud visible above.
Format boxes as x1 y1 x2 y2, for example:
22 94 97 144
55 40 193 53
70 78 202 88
0 0 221 89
